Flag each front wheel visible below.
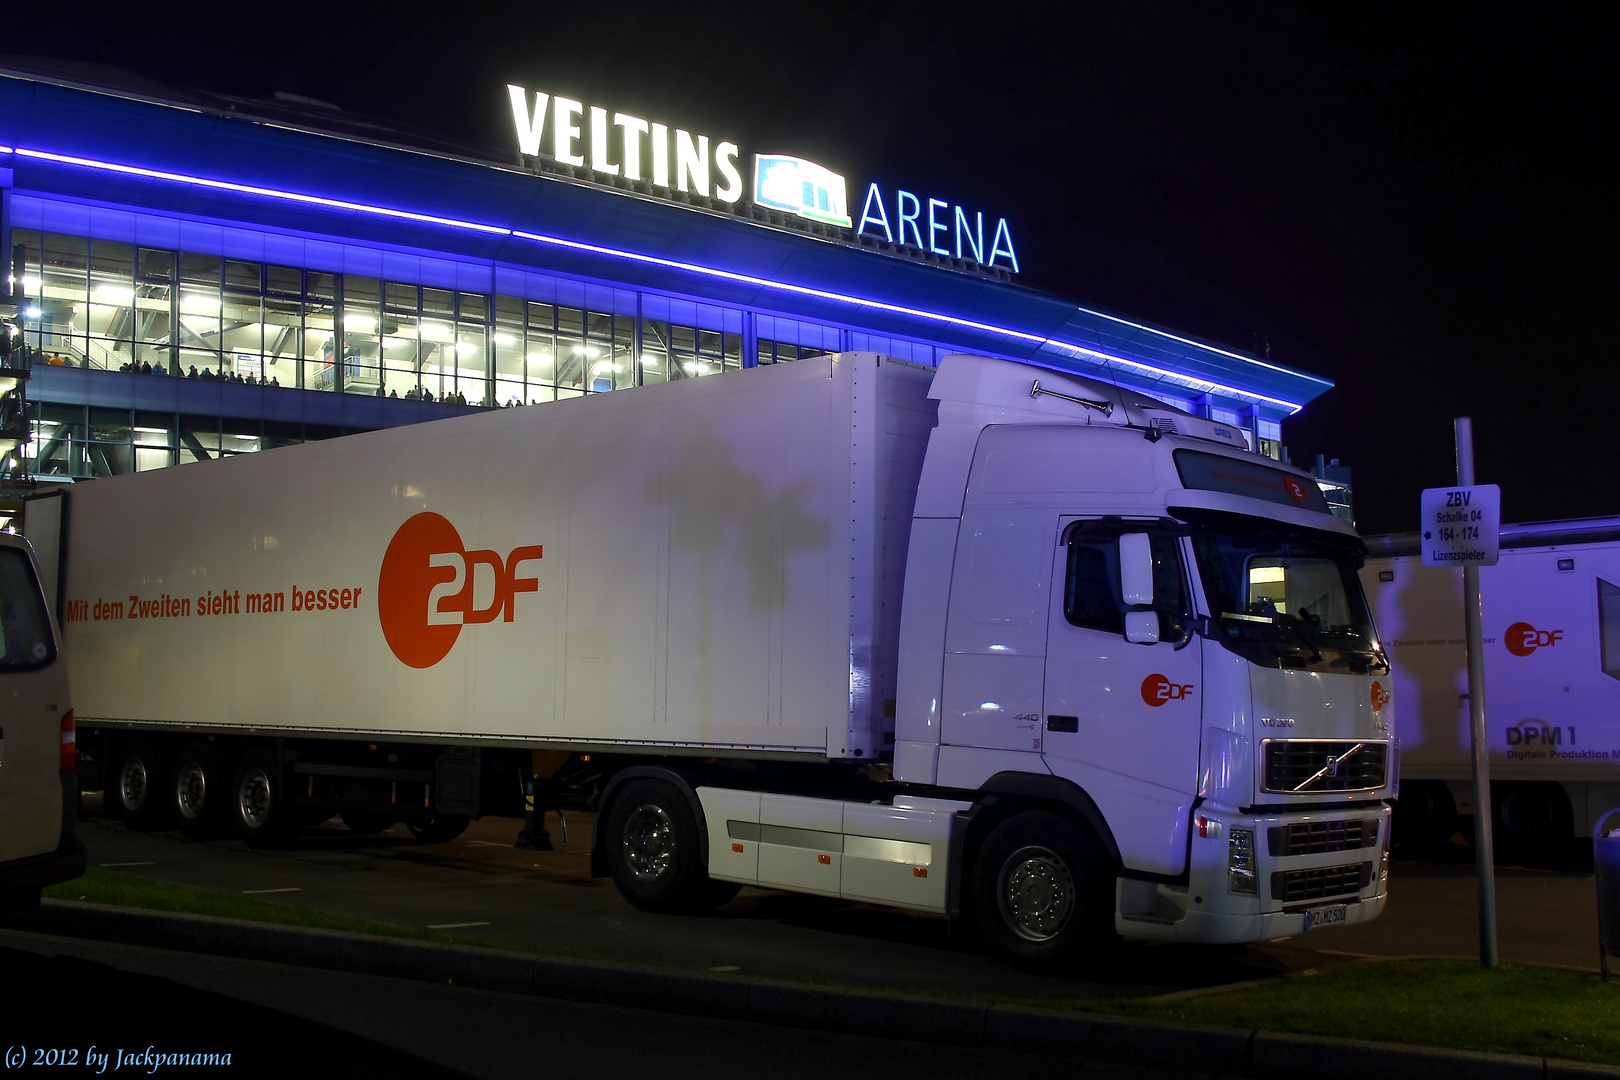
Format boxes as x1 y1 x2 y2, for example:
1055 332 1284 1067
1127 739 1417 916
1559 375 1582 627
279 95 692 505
971 810 1115 968
604 779 719 912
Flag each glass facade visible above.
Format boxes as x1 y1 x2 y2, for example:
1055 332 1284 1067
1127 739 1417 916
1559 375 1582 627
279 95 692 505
10 220 1285 482
15 228 857 406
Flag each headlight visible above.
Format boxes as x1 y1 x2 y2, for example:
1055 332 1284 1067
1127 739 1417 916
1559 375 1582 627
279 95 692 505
1229 827 1257 894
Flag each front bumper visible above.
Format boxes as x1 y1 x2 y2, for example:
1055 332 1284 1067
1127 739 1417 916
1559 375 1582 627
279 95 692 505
1116 801 1391 944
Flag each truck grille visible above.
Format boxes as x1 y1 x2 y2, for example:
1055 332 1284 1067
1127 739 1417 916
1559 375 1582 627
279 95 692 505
1268 819 1380 857
1263 740 1387 793
1271 862 1374 903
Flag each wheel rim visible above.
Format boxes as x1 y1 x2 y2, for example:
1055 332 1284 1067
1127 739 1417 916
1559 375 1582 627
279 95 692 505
175 761 208 821
118 756 148 813
237 767 273 830
998 844 1076 942
621 803 675 883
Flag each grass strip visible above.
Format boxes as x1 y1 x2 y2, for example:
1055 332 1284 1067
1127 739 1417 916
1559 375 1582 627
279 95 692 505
43 872 1620 1066
45 867 467 945
1095 959 1620 1067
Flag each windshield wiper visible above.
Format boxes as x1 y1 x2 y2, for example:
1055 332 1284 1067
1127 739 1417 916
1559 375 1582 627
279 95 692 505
1278 615 1324 663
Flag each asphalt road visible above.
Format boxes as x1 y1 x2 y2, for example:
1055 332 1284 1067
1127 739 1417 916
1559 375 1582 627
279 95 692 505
62 802 1608 998
0 932 1213 1080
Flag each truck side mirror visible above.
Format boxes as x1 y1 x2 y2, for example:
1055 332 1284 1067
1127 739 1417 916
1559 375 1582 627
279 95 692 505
1119 533 1154 606
1119 533 1159 645
1125 610 1160 645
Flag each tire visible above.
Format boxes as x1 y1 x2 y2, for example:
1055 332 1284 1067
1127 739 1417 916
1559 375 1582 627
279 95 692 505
339 811 396 835
1494 782 1573 866
230 748 300 846
109 738 169 828
1392 780 1458 850
971 810 1115 968
604 779 714 912
407 814 470 843
171 741 229 839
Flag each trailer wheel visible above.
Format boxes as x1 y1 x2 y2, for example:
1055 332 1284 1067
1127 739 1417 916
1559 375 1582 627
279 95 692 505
407 815 470 843
604 779 713 912
1392 780 1458 850
109 738 168 829
171 742 228 839
971 811 1114 968
230 748 299 846
1494 782 1573 865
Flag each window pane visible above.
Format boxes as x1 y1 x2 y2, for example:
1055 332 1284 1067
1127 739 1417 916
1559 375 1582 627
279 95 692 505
224 259 261 292
0 548 55 671
1601 580 1620 681
178 251 221 287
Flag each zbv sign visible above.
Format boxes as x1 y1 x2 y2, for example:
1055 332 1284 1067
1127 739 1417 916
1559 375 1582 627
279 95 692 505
378 513 544 668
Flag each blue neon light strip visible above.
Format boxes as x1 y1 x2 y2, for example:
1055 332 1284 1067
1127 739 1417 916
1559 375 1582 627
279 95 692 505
1 144 1306 412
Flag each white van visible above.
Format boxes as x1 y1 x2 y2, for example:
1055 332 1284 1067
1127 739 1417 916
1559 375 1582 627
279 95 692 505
0 532 86 910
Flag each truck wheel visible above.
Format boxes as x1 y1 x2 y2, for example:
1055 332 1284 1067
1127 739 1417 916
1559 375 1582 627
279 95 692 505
605 779 712 912
230 748 299 846
339 811 395 835
1392 780 1457 850
971 811 1114 968
171 742 228 839
407 814 470 843
1494 782 1573 865
109 738 168 829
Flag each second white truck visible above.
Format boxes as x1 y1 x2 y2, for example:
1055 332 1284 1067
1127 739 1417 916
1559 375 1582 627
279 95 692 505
1362 520 1620 858
27 351 1394 963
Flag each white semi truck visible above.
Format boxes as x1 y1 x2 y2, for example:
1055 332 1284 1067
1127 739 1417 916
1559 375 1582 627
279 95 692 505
25 352 1394 963
1362 520 1620 858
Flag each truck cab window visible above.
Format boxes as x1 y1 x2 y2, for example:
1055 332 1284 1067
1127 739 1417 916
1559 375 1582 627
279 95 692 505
0 548 55 670
1064 525 1186 638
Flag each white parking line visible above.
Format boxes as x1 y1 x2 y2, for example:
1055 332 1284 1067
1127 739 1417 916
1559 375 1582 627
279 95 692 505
427 921 490 929
241 887 301 895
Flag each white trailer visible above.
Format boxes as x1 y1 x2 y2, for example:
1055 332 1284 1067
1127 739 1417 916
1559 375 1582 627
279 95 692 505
27 352 1394 963
1362 521 1620 857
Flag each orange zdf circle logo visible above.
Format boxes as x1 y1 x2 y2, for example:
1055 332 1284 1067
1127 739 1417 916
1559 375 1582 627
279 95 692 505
1504 621 1562 657
1141 673 1195 706
1283 476 1310 504
1370 680 1390 711
377 512 544 668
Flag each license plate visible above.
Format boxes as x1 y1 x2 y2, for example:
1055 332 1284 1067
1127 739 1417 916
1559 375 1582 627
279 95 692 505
1304 904 1348 930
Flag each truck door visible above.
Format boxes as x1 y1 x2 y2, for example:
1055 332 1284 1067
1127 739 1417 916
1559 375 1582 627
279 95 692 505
1041 519 1201 877
939 510 1056 753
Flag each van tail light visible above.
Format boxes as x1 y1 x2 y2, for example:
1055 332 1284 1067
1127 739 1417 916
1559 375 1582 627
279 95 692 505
60 711 76 772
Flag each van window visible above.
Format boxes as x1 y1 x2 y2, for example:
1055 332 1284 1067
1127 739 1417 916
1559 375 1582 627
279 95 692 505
1599 579 1620 681
0 547 56 670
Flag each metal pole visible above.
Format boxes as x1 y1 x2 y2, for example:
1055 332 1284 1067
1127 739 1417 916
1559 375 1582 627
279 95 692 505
1457 416 1499 968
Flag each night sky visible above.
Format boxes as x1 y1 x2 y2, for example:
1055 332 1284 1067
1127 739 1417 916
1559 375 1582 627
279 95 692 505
3 2 1613 533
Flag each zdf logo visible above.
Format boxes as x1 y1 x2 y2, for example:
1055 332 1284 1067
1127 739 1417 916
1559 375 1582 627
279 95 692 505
1370 681 1391 712
1504 621 1562 657
377 512 544 668
1141 673 1195 707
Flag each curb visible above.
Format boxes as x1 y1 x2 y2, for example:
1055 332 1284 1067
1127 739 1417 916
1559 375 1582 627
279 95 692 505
9 900 1616 1080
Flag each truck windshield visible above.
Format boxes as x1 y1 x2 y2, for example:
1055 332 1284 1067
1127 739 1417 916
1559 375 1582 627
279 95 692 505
1183 511 1385 674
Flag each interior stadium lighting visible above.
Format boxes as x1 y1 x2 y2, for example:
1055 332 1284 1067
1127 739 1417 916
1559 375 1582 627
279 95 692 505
3 144 1308 413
